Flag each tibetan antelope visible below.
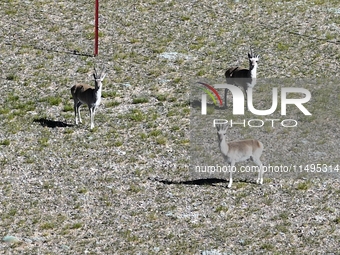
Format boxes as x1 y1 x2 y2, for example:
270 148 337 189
224 49 259 106
71 67 106 129
216 123 264 188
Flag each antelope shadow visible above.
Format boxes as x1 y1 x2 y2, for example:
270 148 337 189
149 177 228 186
33 118 74 128
149 177 256 186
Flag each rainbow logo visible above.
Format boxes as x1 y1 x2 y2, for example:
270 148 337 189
198 82 223 115
198 82 223 106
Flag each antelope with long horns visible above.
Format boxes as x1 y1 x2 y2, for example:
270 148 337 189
71 67 106 129
216 123 264 188
224 49 259 106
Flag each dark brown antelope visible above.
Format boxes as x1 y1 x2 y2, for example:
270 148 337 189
224 49 259 106
71 67 106 129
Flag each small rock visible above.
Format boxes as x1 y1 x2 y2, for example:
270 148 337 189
61 244 70 250
3 236 20 243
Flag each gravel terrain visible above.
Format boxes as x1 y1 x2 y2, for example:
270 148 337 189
1 0 340 254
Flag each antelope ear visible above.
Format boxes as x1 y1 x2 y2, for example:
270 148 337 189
93 73 96 79
248 53 252 58
101 73 107 81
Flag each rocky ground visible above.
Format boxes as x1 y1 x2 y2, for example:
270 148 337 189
0 0 340 254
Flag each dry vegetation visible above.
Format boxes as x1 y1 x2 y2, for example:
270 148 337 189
0 0 340 254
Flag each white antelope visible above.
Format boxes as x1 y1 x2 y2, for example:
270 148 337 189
224 49 259 106
71 67 106 129
216 123 264 188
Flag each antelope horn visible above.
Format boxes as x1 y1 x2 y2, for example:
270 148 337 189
100 66 106 77
94 66 98 77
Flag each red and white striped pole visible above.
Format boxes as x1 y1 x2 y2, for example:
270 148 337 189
94 0 99 56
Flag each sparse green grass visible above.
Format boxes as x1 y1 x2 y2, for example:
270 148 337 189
102 91 117 98
277 42 290 51
38 137 49 147
114 140 123 147
63 104 73 112
296 181 311 191
41 96 62 106
77 187 88 194
123 109 146 122
0 139 10 146
6 74 19 81
128 184 143 193
86 31 104 40
0 0 339 254
40 222 55 230
155 94 168 102
156 136 167 145
106 100 120 107
132 97 149 104
70 223 83 229
214 205 228 213
149 130 161 137
140 133 148 139
260 243 275 251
